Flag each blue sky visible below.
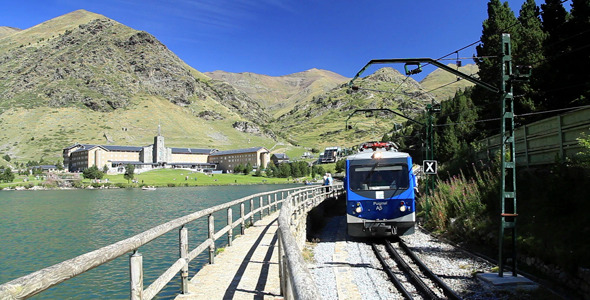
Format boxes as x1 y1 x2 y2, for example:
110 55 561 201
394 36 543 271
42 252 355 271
1 0 552 79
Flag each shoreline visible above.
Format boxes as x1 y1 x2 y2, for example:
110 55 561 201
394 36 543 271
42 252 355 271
0 181 319 192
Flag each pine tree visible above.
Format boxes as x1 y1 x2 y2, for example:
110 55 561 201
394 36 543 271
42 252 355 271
266 162 277 178
566 0 590 104
291 162 302 178
1 167 15 183
243 163 253 175
124 164 135 183
515 0 547 115
474 0 519 133
539 0 590 110
233 164 244 174
83 165 104 180
539 0 571 110
279 163 291 178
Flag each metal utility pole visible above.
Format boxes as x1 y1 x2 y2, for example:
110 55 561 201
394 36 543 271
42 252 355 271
424 102 440 218
498 33 525 277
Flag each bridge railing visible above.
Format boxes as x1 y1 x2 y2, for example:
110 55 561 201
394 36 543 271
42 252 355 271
0 185 311 300
277 183 344 300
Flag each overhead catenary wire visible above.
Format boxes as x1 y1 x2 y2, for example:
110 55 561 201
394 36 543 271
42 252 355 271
421 40 482 68
424 73 479 94
426 0 573 70
433 104 590 127
436 56 497 61
528 42 590 67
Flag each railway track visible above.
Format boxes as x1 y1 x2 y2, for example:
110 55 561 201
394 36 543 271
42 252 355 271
371 239 462 300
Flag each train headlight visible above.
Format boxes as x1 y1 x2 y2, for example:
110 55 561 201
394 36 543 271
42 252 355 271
400 205 406 212
372 151 382 159
355 202 362 213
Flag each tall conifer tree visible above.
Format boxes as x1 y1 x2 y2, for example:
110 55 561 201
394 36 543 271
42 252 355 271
474 0 519 134
515 0 546 115
567 0 590 104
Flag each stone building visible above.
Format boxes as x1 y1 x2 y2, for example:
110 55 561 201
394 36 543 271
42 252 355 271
270 153 289 165
63 129 269 173
63 129 215 173
207 147 270 172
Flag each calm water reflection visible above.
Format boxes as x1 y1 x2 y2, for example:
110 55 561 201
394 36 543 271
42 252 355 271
0 184 296 299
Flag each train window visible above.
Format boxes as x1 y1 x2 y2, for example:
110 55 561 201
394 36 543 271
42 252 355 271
349 164 409 191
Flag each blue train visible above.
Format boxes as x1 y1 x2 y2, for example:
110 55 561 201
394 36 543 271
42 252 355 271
345 141 417 237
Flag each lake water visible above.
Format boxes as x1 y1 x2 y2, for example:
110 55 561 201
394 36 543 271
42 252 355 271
0 184 298 299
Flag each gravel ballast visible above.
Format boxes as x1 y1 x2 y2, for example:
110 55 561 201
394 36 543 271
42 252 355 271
306 215 548 299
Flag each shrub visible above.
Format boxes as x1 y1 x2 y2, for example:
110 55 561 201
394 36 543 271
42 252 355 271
43 183 58 189
72 180 84 188
83 165 104 179
421 165 497 242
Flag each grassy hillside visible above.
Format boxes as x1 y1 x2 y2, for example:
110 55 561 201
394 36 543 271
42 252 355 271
0 26 22 39
420 63 478 101
0 10 285 164
206 68 348 118
0 10 449 164
274 67 434 149
0 10 99 52
0 96 278 164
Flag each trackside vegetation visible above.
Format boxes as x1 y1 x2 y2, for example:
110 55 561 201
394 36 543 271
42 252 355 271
418 134 590 295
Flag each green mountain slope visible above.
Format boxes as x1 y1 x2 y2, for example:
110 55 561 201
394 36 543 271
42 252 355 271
273 67 434 149
0 10 277 163
206 68 349 118
420 63 479 101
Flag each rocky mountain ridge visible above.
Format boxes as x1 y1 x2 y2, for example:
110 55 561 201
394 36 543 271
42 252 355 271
0 9 473 162
206 68 348 118
0 10 275 161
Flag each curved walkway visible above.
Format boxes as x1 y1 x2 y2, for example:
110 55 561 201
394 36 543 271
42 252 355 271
175 211 282 300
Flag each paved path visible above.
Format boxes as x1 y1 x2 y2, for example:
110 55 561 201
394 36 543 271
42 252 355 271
175 211 282 300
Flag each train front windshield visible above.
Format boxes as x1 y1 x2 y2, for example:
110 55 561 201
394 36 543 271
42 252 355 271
349 164 409 191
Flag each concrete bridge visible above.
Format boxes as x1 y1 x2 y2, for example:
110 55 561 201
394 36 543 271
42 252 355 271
0 184 344 300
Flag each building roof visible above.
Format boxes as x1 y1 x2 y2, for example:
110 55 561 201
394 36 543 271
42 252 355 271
210 147 268 156
109 161 155 165
34 165 57 170
102 145 143 152
168 162 217 167
272 153 289 159
171 148 215 155
71 144 99 153
70 144 142 153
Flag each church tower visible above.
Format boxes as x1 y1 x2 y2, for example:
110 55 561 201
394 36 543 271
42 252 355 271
153 124 168 163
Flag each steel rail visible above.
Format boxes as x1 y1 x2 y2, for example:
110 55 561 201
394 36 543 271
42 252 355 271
398 240 463 300
370 243 413 299
384 240 439 299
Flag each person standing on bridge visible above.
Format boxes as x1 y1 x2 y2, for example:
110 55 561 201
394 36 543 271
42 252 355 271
323 173 333 193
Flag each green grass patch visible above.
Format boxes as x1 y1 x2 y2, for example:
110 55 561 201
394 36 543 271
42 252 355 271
0 175 46 189
87 168 292 187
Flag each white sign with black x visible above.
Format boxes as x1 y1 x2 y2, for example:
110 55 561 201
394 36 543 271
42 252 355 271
423 160 437 174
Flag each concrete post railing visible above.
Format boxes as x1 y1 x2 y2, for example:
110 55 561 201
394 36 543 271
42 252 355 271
0 186 311 300
277 184 344 300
